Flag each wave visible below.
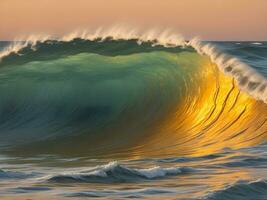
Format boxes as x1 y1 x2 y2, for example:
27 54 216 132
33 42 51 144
64 188 175 198
47 161 192 183
0 169 35 180
0 29 266 158
203 179 267 200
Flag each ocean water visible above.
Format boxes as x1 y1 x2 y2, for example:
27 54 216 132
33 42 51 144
0 33 266 200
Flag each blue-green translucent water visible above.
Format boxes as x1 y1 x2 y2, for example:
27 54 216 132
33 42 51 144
0 39 266 200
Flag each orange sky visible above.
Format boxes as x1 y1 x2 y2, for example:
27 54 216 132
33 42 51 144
1 0 267 41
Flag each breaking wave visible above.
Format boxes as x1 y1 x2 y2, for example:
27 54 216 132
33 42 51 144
0 29 266 158
47 161 192 183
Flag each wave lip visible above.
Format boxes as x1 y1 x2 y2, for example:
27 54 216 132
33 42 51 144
189 38 267 103
47 161 192 183
203 179 267 200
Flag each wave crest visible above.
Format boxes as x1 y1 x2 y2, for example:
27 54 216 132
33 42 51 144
0 28 266 103
47 161 191 183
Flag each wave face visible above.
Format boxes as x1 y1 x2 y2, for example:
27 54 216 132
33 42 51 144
204 180 267 200
0 37 266 158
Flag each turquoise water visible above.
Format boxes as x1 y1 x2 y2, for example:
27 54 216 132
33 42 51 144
0 39 266 200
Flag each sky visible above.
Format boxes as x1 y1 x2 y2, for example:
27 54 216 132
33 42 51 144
1 0 267 41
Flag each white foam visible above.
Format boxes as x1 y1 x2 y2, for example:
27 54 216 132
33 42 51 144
0 34 51 61
251 42 262 45
189 38 267 103
45 161 186 181
136 166 182 178
62 27 186 47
